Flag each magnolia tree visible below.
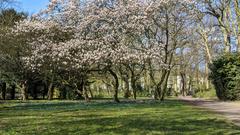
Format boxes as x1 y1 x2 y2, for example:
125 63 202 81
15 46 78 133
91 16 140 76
113 0 197 100
14 0 195 101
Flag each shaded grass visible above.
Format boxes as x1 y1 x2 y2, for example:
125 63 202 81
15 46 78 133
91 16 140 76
0 99 240 135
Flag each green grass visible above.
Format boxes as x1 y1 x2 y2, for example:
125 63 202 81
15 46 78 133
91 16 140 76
0 99 239 135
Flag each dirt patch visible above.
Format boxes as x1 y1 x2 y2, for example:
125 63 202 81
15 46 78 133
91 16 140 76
179 96 240 126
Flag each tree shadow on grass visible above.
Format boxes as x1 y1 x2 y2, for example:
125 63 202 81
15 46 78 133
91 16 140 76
1 99 240 135
1 99 183 111
11 113 240 135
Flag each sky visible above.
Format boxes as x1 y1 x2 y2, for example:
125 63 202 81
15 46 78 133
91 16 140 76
17 0 49 14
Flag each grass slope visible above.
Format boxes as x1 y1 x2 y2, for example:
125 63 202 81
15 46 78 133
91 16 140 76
0 99 239 135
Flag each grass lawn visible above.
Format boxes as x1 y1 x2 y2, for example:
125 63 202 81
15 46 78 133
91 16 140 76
0 99 239 135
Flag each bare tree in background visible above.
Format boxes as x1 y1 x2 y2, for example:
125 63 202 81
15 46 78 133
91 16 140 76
0 0 16 10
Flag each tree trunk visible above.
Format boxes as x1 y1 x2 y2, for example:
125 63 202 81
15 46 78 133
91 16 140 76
1 82 6 100
154 70 168 100
133 90 137 100
131 76 137 100
10 84 16 100
237 35 240 52
180 72 186 96
123 78 130 99
47 83 54 100
62 88 67 99
77 79 89 101
160 70 171 101
154 87 160 100
32 83 38 100
107 85 111 96
144 70 151 95
109 69 120 103
223 31 230 53
83 86 90 102
43 83 47 99
89 88 93 98
21 81 28 100
188 77 193 95
234 0 240 52
47 75 54 100
223 3 231 53
201 30 212 63
60 85 67 99
205 61 209 89
173 75 178 96
196 63 200 85
216 12 231 53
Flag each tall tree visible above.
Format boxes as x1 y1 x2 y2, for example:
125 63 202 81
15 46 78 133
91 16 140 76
0 8 27 100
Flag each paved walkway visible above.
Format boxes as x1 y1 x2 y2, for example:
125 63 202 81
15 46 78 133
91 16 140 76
179 96 240 126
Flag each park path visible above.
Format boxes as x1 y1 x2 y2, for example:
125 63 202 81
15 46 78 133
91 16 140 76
178 96 240 126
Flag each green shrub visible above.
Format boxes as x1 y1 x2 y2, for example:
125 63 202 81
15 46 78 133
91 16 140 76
94 93 105 99
191 83 216 99
209 53 240 101
193 88 216 99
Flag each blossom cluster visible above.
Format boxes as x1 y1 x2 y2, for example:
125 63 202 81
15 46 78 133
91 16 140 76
14 0 195 72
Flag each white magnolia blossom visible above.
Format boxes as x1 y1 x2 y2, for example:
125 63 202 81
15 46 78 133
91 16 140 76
14 0 195 72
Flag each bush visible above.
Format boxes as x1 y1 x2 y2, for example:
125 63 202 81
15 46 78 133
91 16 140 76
209 53 240 101
192 87 216 99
